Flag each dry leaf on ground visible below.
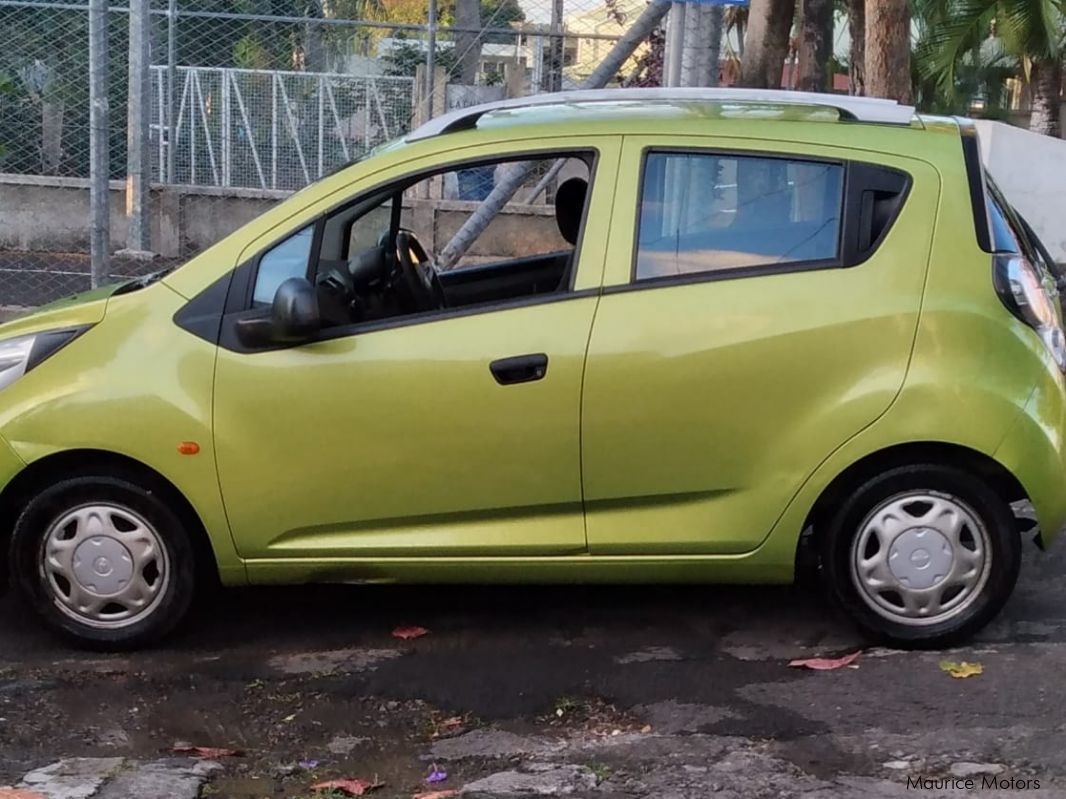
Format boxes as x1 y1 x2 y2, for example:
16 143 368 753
392 626 430 640
940 660 983 679
788 651 861 671
312 777 384 796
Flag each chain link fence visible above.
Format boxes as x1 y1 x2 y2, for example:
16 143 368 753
0 0 645 310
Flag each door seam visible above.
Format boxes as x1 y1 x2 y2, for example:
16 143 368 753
578 138 624 553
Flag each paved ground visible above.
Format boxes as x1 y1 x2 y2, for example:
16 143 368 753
2 532 1066 799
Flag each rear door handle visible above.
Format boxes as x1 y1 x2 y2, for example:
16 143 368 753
489 353 549 385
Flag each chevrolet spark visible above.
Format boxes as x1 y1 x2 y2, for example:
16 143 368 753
2 88 1065 650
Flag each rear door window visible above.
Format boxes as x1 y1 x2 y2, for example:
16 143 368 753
635 152 844 281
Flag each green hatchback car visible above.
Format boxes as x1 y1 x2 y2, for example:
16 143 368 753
1 88 1065 650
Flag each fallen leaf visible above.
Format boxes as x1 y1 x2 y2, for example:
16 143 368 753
312 778 384 796
168 745 243 758
429 715 465 739
788 651 861 671
940 660 983 679
0 789 48 799
413 791 459 799
392 626 430 640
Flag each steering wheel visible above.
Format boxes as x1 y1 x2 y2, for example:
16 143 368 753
395 229 447 311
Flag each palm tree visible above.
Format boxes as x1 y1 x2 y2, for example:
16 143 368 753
797 0 833 91
918 0 1065 135
847 0 865 94
740 0 793 87
866 0 912 102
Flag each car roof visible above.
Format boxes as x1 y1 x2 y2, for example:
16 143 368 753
406 88 927 144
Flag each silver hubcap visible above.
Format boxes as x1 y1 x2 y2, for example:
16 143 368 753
40 504 170 629
850 491 991 626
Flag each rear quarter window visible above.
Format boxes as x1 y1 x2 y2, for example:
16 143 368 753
987 189 1022 254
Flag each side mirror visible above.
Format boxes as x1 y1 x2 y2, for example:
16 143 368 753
235 277 321 348
271 277 321 341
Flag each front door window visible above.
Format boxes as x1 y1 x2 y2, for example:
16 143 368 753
249 153 593 332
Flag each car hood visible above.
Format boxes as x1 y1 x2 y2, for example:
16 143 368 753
0 283 122 339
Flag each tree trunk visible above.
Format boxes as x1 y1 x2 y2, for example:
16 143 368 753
544 0 564 92
864 0 910 102
847 0 865 95
40 99 64 175
740 0 793 88
1030 59 1062 137
303 0 326 72
797 0 827 90
707 5 723 86
454 0 482 85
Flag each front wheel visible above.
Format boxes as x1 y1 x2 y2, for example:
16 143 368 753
822 464 1022 649
10 474 196 650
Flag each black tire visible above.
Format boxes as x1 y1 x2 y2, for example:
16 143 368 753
9 474 196 650
821 463 1021 649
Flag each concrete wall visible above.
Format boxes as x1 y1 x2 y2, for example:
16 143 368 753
0 173 567 308
0 174 564 262
975 120 1066 263
0 174 285 258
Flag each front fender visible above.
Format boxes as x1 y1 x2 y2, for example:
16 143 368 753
0 283 245 585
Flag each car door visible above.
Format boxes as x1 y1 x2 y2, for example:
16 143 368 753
582 136 939 555
211 139 620 562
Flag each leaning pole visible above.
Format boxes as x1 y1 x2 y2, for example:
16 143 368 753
436 0 671 270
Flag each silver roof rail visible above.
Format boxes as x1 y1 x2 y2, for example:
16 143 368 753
406 87 917 142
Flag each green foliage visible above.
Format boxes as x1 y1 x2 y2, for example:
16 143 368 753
913 0 1064 115
382 37 459 76
480 0 525 43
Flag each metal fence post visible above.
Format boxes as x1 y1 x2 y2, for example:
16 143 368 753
664 2 685 88
122 0 152 256
166 0 177 184
88 0 110 287
425 0 437 121
545 0 563 93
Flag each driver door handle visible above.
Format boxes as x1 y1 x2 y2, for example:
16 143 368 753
490 353 549 385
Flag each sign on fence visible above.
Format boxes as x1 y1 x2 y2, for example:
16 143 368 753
445 85 507 111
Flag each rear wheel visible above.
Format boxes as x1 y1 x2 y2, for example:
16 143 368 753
821 464 1021 648
10 475 196 650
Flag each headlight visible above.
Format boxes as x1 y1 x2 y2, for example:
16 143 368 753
0 327 90 393
0 336 35 392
